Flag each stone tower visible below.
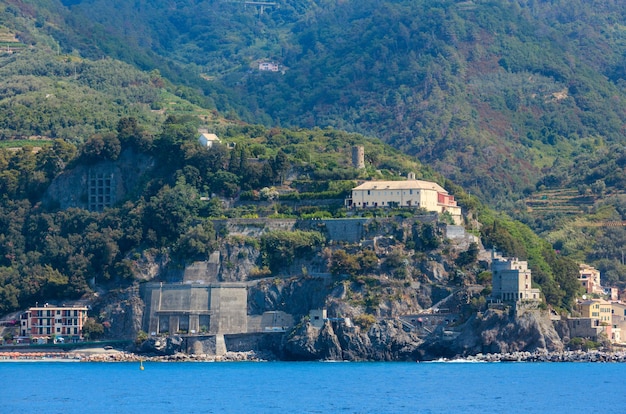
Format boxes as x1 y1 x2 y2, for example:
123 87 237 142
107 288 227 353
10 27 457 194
352 145 365 169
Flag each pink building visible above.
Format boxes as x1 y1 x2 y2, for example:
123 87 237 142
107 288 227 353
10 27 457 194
578 264 603 295
20 305 88 343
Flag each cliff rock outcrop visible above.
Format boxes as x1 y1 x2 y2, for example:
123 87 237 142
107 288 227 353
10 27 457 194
417 307 564 360
284 319 423 361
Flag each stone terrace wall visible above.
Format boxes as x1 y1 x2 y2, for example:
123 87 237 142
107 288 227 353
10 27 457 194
212 214 444 244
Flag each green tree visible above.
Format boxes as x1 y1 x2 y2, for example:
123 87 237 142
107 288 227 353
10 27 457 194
143 181 201 244
330 249 361 277
174 221 216 259
80 133 121 164
82 318 105 340
456 242 479 267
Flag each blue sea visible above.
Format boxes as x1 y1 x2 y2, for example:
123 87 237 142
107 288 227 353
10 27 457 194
2 361 625 413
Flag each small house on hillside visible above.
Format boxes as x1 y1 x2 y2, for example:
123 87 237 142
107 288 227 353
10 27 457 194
198 132 221 148
259 62 279 72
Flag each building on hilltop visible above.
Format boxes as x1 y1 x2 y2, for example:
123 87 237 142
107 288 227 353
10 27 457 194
20 304 88 344
345 173 462 223
490 252 541 303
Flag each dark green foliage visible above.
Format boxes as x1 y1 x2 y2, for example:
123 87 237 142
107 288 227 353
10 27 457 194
411 223 441 251
82 318 104 340
143 180 201 245
260 230 325 273
329 249 360 278
173 221 217 260
79 133 121 164
0 49 161 141
455 242 479 268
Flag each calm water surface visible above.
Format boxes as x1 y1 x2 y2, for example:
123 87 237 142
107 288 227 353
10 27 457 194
2 361 625 413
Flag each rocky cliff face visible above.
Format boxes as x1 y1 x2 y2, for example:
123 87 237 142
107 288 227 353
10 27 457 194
94 285 145 340
93 218 568 361
416 307 564 360
43 149 154 210
283 319 423 361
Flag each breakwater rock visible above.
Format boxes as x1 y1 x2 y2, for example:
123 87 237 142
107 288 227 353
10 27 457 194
78 350 268 363
439 350 626 363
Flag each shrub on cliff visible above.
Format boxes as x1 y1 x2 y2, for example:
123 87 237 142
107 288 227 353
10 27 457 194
260 230 325 274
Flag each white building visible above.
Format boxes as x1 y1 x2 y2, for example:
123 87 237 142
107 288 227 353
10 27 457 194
309 309 327 329
198 132 221 148
491 252 541 302
258 62 279 72
345 173 462 222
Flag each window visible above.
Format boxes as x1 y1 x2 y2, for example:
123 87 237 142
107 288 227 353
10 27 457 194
56 328 60 333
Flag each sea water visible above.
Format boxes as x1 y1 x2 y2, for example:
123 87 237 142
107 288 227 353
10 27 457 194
2 361 625 413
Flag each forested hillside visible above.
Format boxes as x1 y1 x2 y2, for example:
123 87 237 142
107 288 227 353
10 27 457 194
0 0 625 293
0 112 581 318
24 0 626 202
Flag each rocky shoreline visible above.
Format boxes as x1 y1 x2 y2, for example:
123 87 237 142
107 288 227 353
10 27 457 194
0 350 269 363
79 350 269 363
4 349 626 363
436 350 626 363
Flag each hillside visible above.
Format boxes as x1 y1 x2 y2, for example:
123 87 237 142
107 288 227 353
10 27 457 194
0 104 584 324
14 0 625 204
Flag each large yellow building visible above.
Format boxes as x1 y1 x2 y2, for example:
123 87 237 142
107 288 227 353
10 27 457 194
580 299 612 324
345 173 462 223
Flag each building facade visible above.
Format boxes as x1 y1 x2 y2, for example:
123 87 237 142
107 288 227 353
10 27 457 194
566 317 611 342
20 305 88 343
578 264 604 295
490 253 541 302
345 174 462 223
580 299 612 324
144 283 248 336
